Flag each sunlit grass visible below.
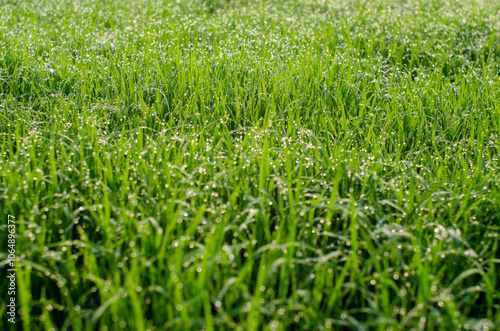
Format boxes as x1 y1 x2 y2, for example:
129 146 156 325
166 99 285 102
1 0 500 329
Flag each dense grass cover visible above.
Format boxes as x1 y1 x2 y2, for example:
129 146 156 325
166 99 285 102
1 0 500 329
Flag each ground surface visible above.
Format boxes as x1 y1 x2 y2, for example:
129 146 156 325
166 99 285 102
1 0 500 330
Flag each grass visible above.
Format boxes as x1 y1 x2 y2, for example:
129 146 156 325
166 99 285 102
1 0 500 329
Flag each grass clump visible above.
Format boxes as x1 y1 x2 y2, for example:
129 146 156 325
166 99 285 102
1 0 500 329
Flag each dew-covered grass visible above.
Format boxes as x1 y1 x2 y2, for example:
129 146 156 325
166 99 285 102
1 0 500 329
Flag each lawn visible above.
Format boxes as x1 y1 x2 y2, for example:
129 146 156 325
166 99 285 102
1 0 500 329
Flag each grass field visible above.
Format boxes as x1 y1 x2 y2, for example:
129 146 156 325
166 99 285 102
1 0 500 329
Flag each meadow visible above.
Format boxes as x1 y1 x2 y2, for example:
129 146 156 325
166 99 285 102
1 0 500 329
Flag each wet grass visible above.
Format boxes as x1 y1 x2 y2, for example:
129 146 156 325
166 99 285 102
1 0 500 329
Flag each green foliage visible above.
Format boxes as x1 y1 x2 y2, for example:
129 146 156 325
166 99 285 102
1 0 499 329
